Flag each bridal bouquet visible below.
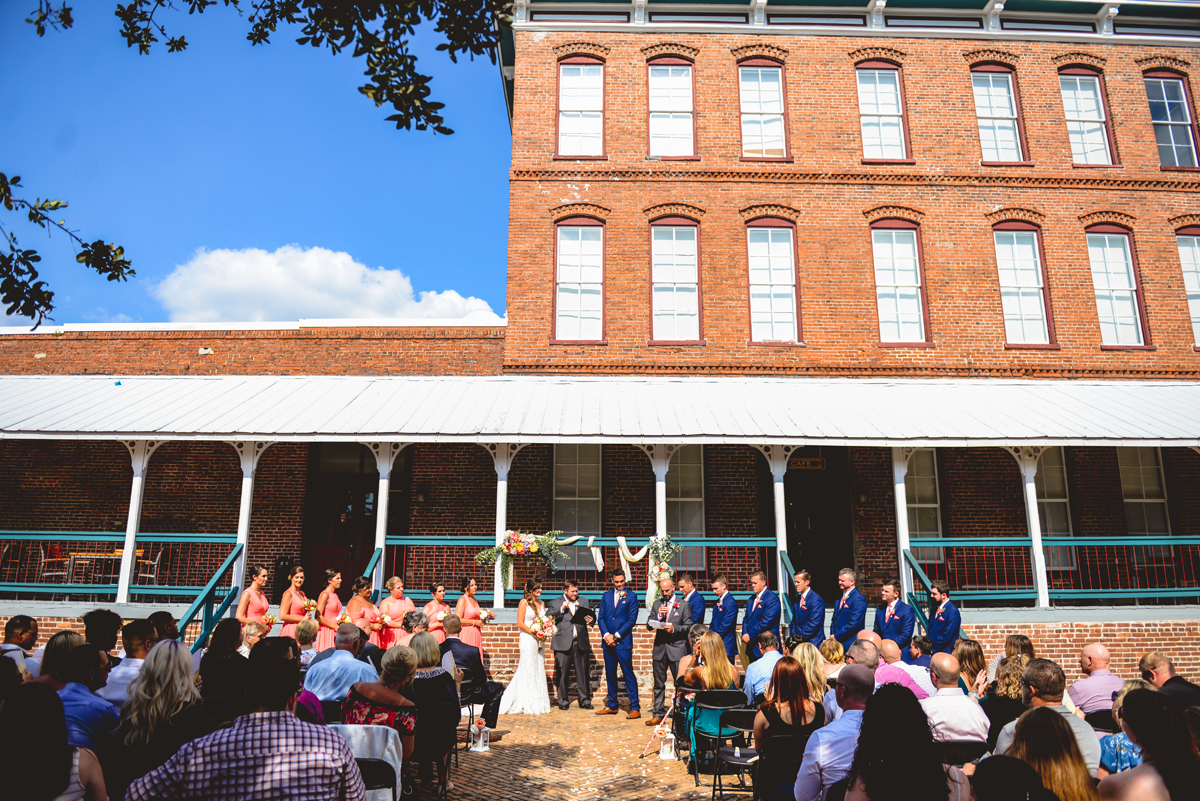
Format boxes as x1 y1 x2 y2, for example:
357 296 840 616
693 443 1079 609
302 599 318 617
478 608 496 624
475 529 565 588
531 615 556 642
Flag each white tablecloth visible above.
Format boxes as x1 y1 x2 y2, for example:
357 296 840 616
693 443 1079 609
328 723 404 801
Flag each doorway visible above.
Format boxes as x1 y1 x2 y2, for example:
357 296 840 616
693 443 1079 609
783 446 854 606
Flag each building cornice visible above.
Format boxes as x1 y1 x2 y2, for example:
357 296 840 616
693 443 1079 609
501 362 1200 380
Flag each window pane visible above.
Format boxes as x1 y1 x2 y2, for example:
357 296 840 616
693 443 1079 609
1177 235 1200 344
649 66 693 157
666 446 704 537
747 227 798 342
1060 75 1112 164
873 229 924 342
556 226 604 340
1146 79 1198 168
994 231 1048 344
858 70 906 159
1086 234 1142 346
652 227 700 340
973 73 1022 162
740 67 785 157
554 444 601 539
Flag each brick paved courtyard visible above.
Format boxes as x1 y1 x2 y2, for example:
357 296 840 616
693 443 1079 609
433 706 719 801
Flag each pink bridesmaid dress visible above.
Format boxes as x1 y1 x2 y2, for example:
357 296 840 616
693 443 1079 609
458 595 484 652
350 601 382 647
423 601 450 644
377 596 415 650
241 588 273 634
279 590 308 640
315 592 342 652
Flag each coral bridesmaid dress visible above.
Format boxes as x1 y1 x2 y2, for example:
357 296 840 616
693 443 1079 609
459 595 484 653
315 592 342 652
279 591 308 640
242 588 273 634
350 601 382 647
377 595 415 650
424 600 451 644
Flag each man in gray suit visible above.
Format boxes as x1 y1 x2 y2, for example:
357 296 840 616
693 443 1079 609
549 579 596 710
646 576 693 726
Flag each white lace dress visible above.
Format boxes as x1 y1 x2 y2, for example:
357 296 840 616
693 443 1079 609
498 602 551 715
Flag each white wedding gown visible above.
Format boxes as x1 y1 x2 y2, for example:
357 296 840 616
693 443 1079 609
498 602 552 715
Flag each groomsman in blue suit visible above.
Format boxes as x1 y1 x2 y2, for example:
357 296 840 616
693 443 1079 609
595 568 641 719
790 569 826 647
873 578 916 658
741 570 781 660
678 572 707 626
830 567 867 645
927 580 962 655
708 574 739 662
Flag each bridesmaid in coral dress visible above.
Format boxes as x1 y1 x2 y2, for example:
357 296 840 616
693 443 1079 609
378 577 415 650
347 576 383 646
314 569 344 652
235 565 273 633
278 565 309 640
454 576 485 653
423 581 451 644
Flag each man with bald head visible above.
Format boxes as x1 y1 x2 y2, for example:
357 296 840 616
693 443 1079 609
794 664 873 801
879 639 932 698
1067 642 1124 715
919 653 990 743
822 638 878 720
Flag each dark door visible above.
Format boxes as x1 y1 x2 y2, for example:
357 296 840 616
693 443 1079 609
783 446 854 606
303 444 379 602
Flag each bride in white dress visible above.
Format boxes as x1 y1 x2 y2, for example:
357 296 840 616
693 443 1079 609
499 579 552 715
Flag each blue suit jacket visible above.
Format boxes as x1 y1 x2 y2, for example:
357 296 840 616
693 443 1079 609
927 600 961 654
709 592 739 656
873 600 916 650
685 590 707 626
830 588 867 645
791 589 826 647
598 587 639 652
742 591 781 658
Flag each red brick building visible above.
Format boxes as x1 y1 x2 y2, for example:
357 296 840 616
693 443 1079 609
3 1 1200 683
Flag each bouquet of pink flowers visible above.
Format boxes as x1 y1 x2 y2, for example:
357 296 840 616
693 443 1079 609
650 560 672 582
302 599 318 616
531 615 556 642
336 610 352 625
501 529 539 556
260 613 277 629
478 608 496 624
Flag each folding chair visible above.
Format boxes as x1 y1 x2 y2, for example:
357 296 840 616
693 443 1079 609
455 674 476 766
689 689 750 787
935 740 989 767
1084 710 1119 734
713 708 759 799
751 735 807 801
411 700 458 799
356 758 398 801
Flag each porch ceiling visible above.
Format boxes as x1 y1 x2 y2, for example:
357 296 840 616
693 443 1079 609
0 374 1197 447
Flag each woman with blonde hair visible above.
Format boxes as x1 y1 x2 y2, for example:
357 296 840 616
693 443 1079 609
1097 679 1155 777
377 577 415 649
681 632 738 691
295 619 319 676
1008 706 1098 801
29 631 84 691
987 633 1035 681
344 645 419 760
792 642 832 702
980 654 1029 750
820 637 845 680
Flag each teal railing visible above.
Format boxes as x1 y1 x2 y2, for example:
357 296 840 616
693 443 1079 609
778 549 796 630
178 543 243 654
362 547 383 603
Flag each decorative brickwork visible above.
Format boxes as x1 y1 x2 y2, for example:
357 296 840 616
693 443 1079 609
553 41 611 59
985 207 1046 225
641 42 699 61
1051 51 1108 70
962 49 1021 67
1134 55 1191 72
643 202 705 221
1078 210 1136 229
1169 214 1200 230
730 43 788 63
550 202 611 222
739 204 800 223
863 205 925 224
849 46 907 65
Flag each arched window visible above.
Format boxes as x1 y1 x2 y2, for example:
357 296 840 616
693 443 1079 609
649 216 703 344
647 56 696 159
992 221 1056 347
553 216 605 343
745 217 802 344
970 63 1030 165
557 56 606 158
1083 223 1151 348
1174 225 1200 347
856 60 914 163
1143 70 1198 169
738 58 789 160
1058 66 1118 166
869 218 931 345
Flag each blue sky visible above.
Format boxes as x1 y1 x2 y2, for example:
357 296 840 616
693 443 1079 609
0 4 512 326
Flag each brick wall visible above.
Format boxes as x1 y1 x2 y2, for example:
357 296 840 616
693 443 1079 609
850 447 898 601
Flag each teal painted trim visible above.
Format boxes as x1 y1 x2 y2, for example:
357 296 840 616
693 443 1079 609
178 543 244 654
129 585 232 595
906 593 931 630
951 590 1039 599
363 548 383 604
386 537 496 546
0 531 125 541
136 534 238 544
779 550 797 626
0 583 117 594
385 536 777 547
903 550 936 591
908 538 1034 547
1049 588 1200 598
1041 537 1200 547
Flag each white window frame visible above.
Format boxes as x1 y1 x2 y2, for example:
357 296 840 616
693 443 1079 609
747 225 799 343
651 224 701 342
558 62 605 157
667 444 705 571
1144 76 1198 168
972 71 1023 162
1118 447 1173 566
1059 73 1113 165
871 226 927 344
857 67 907 160
1177 233 1200 345
1036 447 1076 571
648 63 694 158
554 223 604 342
552 444 602 571
739 65 786 158
1086 232 1144 347
906 448 944 565
993 228 1050 345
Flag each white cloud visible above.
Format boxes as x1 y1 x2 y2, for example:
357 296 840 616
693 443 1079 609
151 245 500 323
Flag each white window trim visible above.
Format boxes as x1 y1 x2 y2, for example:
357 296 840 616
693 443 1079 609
906 447 944 565
1119 446 1173 566
738 65 787 159
648 64 695 158
1086 232 1144 347
871 227 927 344
1059 74 1113 166
972 71 1023 162
558 62 605 157
857 68 907 160
1036 447 1076 571
651 224 701 342
667 444 705 571
993 229 1050 345
1145 76 1198 168
552 443 602 571
747 226 800 343
554 224 604 342
1177 234 1200 346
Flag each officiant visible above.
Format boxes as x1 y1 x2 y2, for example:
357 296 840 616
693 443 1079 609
550 579 596 710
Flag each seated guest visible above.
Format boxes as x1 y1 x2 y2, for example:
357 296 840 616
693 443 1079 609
296 618 320 676
823 639 879 721
0 656 22 701
126 651 364 801
97 618 157 710
251 636 325 724
681 632 740 692
198 619 249 703
918 652 990 743
742 631 783 706
239 621 267 657
57 644 119 753
791 642 831 703
148 610 180 642
819 637 844 680
1008 707 1098 801
794 664 873 801
1069 643 1125 715
304 623 380 702
844 683 970 801
1098 679 1155 778
952 638 988 697
82 608 124 668
398 611 429 647
1137 650 1200 709
880 639 934 697
872 640 927 700
1098 687 1200 801
403 632 461 787
980 654 1029 751
29 631 84 691
907 634 933 670
996 658 1102 777
753 656 824 749
1 614 39 677
441 614 505 730
971 756 1059 801
109 640 216 799
344 645 419 760
676 624 710 678
0 682 107 801
987 633 1035 681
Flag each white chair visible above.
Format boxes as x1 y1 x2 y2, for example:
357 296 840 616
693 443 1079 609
327 723 404 801
135 549 163 584
38 543 69 583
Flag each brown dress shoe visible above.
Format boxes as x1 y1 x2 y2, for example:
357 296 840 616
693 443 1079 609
596 707 619 715
645 716 662 726
626 710 641 720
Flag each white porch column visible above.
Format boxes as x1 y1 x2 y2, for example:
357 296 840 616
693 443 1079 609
116 440 163 604
227 441 273 599
753 444 801 602
636 444 678 539
892 447 914 600
364 443 410 595
1007 447 1051 608
484 443 527 609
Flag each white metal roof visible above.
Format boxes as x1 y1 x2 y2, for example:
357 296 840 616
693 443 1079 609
0 375 1197 447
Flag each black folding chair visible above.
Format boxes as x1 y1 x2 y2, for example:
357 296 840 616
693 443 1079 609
713 708 759 800
411 701 459 799
455 674 476 765
825 777 849 801
355 758 398 801
322 700 344 724
751 735 807 801
936 739 989 767
690 690 751 787
1084 710 1119 734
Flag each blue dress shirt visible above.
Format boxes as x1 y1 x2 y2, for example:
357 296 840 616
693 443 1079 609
58 681 119 751
743 649 783 705
303 649 381 701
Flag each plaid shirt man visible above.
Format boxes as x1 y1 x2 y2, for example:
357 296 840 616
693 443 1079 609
126 711 365 801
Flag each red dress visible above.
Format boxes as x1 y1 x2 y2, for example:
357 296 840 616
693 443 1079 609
315 592 342 652
241 587 273 634
377 595 415 650
342 685 417 736
423 601 451 644
457 595 484 653
279 590 308 640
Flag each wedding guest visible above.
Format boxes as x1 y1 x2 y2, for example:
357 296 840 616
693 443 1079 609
646 577 692 726
442 615 506 727
0 681 107 801
742 570 781 660
926 581 961 655
2 614 39 676
198 619 249 703
753 656 824 751
1068 643 1125 715
908 634 933 669
454 575 486 653
240 622 267 657
794 664 872 801
919 653 990 743
404 632 461 786
0 656 19 702
996 658 1102 777
278 565 310 640
880 639 934 697
708 574 739 662
58 644 119 753
125 655 364 801
1098 686 1200 801
871 578 914 656
680 631 739 693
344 644 419 760
97 618 157 710
822 639 880 721
971 756 1059 801
1008 707 1098 801
423 581 451 644
952 637 988 697
296 619 319 670
235 564 274 631
82 608 124 668
1097 679 1155 778
819 638 845 680
147 611 179 642
1137 650 1200 708
378 576 416 650
791 570 826 648
304 623 379 702
28 631 84 691
987 633 1035 681
676 624 709 679
981 654 1030 751
678 572 707 626
250 636 325 725
743 631 783 706
314 569 344 652
398 611 429 647
347 577 383 647
791 642 832 703
108 640 215 799
597 568 641 719
829 568 867 646
843 683 970 801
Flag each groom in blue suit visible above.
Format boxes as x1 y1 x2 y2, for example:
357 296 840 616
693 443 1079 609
595 568 641 719
830 567 867 645
873 577 915 657
927 580 962 655
790 569 826 647
741 570 781 660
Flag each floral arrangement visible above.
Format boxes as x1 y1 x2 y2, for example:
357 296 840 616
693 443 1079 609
478 608 496 624
436 610 448 623
337 611 352 625
647 534 683 601
531 615 556 643
302 599 318 616
260 613 277 628
649 561 673 582
380 614 392 626
475 529 565 588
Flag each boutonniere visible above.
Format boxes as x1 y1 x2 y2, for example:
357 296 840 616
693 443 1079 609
618 590 627 601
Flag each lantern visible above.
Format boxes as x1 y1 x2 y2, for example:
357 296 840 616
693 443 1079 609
470 718 490 752
658 731 676 760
